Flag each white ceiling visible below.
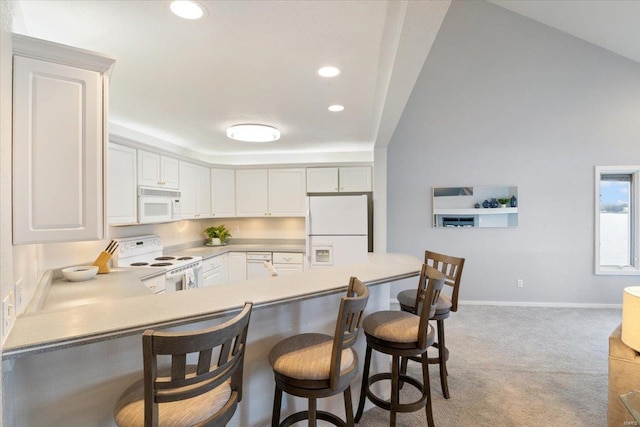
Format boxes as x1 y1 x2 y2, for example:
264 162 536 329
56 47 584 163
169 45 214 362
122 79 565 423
12 0 640 165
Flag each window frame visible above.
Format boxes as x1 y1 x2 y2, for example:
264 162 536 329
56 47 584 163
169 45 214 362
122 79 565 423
595 165 640 275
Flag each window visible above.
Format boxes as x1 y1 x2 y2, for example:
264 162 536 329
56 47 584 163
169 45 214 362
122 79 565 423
595 166 640 275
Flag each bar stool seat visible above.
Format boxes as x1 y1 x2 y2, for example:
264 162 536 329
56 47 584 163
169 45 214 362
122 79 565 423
269 277 370 427
355 265 445 426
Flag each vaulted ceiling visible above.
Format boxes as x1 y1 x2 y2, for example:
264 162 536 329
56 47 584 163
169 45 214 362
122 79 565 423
12 0 640 165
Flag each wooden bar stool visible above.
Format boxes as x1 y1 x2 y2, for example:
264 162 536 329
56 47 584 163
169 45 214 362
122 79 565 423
396 250 465 399
269 277 370 427
114 302 253 427
355 265 445 426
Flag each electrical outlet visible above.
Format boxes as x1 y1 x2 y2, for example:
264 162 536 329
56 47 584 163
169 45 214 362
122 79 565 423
234 226 240 233
2 293 13 339
517 279 524 288
15 278 23 315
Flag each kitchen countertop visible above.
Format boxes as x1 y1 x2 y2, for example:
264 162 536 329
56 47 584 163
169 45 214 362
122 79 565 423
3 252 421 360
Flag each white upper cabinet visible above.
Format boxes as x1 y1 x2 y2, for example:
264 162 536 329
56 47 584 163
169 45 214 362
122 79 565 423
179 161 211 219
211 168 236 217
12 35 114 244
306 166 372 192
108 144 137 225
268 168 306 216
235 169 269 217
137 150 180 189
236 168 306 217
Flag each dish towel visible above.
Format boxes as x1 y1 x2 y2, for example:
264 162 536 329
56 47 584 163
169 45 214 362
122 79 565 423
183 268 196 290
264 261 278 277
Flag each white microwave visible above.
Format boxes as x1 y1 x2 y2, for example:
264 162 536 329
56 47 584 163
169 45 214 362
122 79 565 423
137 186 182 224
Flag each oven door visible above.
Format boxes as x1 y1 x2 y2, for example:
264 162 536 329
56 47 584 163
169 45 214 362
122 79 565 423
165 262 203 292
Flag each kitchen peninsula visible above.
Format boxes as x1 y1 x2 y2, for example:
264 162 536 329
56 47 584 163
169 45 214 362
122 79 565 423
2 253 421 427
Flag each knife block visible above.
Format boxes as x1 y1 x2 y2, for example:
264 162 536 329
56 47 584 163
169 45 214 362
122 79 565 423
92 251 111 274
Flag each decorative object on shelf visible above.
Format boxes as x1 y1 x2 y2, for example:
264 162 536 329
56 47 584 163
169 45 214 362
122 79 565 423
474 203 481 209
490 198 499 208
92 240 119 274
482 200 490 208
497 198 510 208
205 224 231 246
510 195 518 207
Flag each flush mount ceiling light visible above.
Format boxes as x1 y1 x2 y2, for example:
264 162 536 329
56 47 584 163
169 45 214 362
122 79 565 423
318 66 340 78
226 124 280 142
170 0 205 20
328 104 344 112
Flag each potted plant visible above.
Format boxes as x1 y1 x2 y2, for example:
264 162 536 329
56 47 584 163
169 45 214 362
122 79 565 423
497 198 510 208
205 225 231 245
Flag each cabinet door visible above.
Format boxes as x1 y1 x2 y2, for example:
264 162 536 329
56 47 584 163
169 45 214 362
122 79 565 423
269 169 306 216
108 144 137 225
13 56 104 244
137 150 161 187
211 169 236 217
273 264 304 276
236 169 268 217
179 161 197 218
228 252 247 283
306 167 339 192
195 165 211 217
339 167 371 192
161 156 180 189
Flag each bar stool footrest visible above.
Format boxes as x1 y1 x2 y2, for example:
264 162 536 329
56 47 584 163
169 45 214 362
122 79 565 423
280 410 347 427
366 372 428 413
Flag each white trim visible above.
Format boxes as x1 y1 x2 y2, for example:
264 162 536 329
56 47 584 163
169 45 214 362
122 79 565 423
12 33 115 74
391 298 621 309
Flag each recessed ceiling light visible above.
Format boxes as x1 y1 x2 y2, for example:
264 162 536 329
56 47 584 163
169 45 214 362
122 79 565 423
170 1 204 20
318 66 340 78
226 124 280 142
328 105 344 112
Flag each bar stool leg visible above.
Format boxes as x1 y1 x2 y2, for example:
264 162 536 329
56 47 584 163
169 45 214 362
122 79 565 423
344 386 354 425
354 345 373 422
391 355 399 426
437 319 450 399
272 385 283 427
421 351 434 427
309 398 317 427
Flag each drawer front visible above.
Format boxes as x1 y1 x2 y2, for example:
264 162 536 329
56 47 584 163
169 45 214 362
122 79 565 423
272 252 304 264
203 255 223 271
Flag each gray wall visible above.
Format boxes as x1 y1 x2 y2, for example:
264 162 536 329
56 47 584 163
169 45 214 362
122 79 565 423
387 0 640 305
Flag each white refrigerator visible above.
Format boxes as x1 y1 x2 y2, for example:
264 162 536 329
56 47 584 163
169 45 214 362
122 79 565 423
306 195 369 267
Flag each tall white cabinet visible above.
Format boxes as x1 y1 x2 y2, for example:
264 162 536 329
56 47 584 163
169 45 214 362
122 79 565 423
179 161 211 219
108 144 137 225
12 35 115 244
211 168 236 217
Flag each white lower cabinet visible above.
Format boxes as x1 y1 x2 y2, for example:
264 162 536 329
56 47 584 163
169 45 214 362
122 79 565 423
202 253 228 287
272 252 304 276
141 274 166 294
228 252 247 283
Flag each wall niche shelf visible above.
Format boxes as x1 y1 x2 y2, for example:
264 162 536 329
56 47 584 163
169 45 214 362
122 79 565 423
432 185 518 228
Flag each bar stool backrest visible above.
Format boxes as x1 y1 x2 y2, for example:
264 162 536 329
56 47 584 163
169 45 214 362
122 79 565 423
425 250 465 312
142 302 253 426
416 265 446 350
329 277 370 390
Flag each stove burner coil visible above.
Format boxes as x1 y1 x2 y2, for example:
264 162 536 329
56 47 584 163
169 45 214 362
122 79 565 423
150 262 173 267
154 256 176 261
177 256 193 261
130 262 149 266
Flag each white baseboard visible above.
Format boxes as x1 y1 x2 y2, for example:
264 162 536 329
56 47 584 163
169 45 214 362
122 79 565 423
390 298 621 309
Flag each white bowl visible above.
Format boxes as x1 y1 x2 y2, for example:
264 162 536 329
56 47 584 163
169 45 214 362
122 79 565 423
62 266 99 282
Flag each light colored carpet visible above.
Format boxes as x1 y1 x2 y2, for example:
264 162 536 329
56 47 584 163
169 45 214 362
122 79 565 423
357 304 621 426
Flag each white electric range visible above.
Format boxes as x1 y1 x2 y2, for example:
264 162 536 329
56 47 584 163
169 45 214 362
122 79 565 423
113 235 203 293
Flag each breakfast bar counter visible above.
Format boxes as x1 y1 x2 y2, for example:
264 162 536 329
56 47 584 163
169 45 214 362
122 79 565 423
2 253 421 427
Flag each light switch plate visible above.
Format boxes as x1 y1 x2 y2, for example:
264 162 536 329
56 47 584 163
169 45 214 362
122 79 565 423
2 294 12 340
14 277 23 315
